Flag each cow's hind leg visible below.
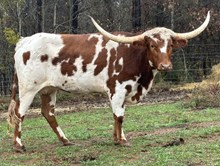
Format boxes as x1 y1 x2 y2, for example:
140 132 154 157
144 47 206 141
40 91 73 146
10 92 36 152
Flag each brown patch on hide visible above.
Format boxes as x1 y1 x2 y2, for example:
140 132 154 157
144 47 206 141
94 48 108 76
41 54 48 62
125 85 132 95
52 57 59 65
23 51 30 65
82 36 98 72
52 34 98 76
106 48 117 97
115 57 123 73
131 85 143 101
61 61 77 76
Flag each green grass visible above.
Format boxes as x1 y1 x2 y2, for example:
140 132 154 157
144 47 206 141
1 102 220 165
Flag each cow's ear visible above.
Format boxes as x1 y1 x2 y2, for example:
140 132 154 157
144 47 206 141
132 36 151 47
172 37 188 48
144 36 152 43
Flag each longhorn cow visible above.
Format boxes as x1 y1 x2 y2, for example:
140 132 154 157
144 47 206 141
8 12 210 152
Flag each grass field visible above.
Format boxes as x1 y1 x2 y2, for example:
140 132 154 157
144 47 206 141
1 102 220 165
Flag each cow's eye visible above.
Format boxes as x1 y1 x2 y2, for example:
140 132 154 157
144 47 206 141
150 45 155 49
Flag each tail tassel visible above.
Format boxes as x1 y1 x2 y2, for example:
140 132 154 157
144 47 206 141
7 100 21 128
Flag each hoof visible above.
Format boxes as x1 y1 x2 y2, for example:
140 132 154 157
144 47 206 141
63 141 75 146
14 145 26 153
121 141 132 147
114 140 131 147
114 142 120 145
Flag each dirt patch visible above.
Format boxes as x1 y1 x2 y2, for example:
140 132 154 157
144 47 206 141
127 121 220 140
162 138 185 147
61 153 98 165
141 138 185 149
189 121 220 128
128 121 220 149
127 127 182 139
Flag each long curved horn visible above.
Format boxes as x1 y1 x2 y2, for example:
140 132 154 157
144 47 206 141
175 11 210 39
89 16 144 43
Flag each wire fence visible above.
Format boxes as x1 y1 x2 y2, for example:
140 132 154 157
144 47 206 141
0 63 13 96
164 43 220 83
0 43 220 97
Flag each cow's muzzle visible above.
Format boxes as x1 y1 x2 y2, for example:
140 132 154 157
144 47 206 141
158 63 173 71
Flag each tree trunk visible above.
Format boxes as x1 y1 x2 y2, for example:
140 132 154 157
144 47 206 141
132 0 141 32
70 0 79 34
36 0 42 32
53 1 57 33
42 0 45 32
17 2 22 36
155 2 164 26
169 0 174 30
103 0 113 31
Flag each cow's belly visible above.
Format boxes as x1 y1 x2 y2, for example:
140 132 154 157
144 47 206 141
56 73 108 93
50 62 109 92
16 61 109 94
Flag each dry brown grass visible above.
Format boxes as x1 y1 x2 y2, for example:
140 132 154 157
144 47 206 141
183 63 220 109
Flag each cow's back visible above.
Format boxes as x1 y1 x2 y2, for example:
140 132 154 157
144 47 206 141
14 33 123 94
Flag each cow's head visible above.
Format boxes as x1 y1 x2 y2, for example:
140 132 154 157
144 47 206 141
89 12 210 71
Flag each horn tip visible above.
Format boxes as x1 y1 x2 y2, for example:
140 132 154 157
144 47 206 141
207 11 210 18
87 15 97 24
87 15 93 20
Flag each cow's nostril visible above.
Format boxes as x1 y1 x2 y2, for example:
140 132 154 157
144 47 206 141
162 64 169 68
160 64 172 70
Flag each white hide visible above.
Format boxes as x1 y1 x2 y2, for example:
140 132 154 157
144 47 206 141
57 126 67 140
160 40 168 53
16 137 22 146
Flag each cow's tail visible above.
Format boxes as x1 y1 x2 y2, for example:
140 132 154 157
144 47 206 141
7 72 21 128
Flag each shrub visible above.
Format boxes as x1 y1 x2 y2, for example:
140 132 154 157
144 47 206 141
184 63 220 109
188 83 220 109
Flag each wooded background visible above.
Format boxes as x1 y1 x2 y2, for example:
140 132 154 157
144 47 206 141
0 0 220 96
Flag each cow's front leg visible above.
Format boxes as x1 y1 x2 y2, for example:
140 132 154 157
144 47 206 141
40 91 73 146
110 93 131 146
113 113 131 146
